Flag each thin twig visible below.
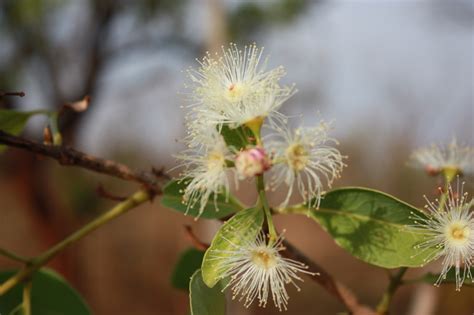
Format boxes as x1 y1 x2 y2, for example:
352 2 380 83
0 131 164 193
0 190 150 296
0 247 30 264
375 267 408 315
0 91 25 97
184 225 209 251
283 240 376 315
96 183 127 201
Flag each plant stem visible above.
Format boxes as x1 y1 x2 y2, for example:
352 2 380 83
22 281 32 315
0 189 150 296
256 175 277 244
437 170 455 212
376 267 408 314
0 248 29 264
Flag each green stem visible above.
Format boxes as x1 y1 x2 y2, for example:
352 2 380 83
22 281 32 315
256 175 277 244
48 112 62 145
0 248 29 264
376 267 408 314
0 190 150 296
437 171 455 212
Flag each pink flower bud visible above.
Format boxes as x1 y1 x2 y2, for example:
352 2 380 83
235 148 272 179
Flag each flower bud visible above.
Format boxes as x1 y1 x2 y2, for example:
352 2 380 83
235 147 271 179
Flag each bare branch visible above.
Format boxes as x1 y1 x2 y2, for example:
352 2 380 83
96 184 128 201
0 91 25 98
282 240 376 315
0 131 164 193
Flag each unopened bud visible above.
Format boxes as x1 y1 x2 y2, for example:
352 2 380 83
235 147 271 179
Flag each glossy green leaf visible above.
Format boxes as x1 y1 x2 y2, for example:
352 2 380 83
201 206 263 287
0 268 91 315
219 124 255 150
171 248 205 290
189 270 226 315
420 268 474 287
161 180 243 219
300 187 439 268
0 109 46 152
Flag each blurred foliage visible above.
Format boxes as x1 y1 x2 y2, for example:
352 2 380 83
0 268 91 315
228 0 309 41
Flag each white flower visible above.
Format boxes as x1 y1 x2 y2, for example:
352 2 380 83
268 120 345 209
235 147 272 179
410 180 474 291
174 130 233 217
185 43 295 128
410 139 474 176
210 232 315 311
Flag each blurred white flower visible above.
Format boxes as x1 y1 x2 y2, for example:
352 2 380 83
268 120 345 209
410 180 474 291
185 43 295 128
210 232 315 311
410 139 474 176
174 130 233 217
235 147 272 179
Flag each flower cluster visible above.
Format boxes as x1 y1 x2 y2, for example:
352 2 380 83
176 44 345 218
174 44 345 310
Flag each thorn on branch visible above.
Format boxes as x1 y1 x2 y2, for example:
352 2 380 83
0 91 25 98
96 184 127 201
184 225 209 251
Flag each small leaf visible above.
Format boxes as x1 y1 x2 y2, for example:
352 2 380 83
301 187 439 268
189 270 226 315
419 268 474 287
161 180 243 219
201 206 263 287
171 248 205 290
219 124 255 150
0 268 91 315
0 109 46 152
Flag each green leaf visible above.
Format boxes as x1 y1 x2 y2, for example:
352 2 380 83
300 187 439 268
161 180 243 219
0 109 46 152
419 268 474 287
171 248 205 290
0 268 91 315
189 270 226 315
201 206 263 287
219 124 255 150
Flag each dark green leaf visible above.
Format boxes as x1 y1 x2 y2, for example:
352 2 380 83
201 206 263 287
161 180 243 219
219 124 255 151
301 187 439 268
0 268 91 315
172 248 205 290
189 270 226 315
0 109 45 152
419 268 474 287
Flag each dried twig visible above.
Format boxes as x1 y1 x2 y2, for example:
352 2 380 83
0 91 25 97
96 184 127 201
0 131 163 193
283 241 376 315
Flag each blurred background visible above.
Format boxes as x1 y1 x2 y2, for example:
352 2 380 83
0 0 473 314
